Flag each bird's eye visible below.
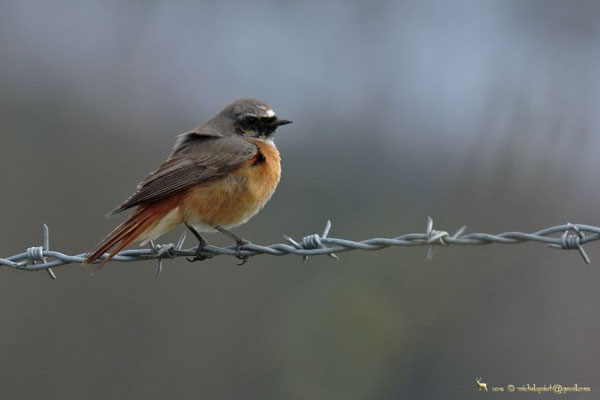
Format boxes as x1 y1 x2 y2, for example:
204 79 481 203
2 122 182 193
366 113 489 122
241 114 258 126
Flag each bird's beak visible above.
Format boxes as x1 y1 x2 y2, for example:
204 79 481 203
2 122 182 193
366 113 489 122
272 118 292 127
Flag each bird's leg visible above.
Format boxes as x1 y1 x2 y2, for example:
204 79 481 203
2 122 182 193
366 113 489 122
214 225 250 265
185 223 212 262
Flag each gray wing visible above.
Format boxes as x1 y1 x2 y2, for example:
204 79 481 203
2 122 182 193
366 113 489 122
110 135 257 214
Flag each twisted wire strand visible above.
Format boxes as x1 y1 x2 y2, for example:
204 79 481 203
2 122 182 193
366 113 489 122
1 218 598 279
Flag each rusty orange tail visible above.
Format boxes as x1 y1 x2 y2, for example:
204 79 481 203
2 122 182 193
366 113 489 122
83 192 186 268
84 194 185 268
83 205 159 268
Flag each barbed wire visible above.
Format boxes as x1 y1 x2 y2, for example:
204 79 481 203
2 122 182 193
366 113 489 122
0 218 597 279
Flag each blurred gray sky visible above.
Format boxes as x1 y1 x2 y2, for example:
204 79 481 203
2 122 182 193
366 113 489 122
1 1 600 399
2 1 599 140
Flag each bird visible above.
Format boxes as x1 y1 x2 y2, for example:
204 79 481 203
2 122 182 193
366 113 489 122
83 98 292 267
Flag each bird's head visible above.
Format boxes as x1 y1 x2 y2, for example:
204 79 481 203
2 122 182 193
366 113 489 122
219 98 292 142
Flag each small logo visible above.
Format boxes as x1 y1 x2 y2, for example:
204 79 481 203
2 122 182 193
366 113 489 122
476 377 488 392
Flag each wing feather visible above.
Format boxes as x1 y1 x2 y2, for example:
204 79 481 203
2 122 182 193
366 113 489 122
110 135 256 214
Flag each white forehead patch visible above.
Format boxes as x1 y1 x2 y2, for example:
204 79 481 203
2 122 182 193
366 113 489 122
265 109 275 117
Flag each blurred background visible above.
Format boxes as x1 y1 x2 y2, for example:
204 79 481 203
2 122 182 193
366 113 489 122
1 0 599 398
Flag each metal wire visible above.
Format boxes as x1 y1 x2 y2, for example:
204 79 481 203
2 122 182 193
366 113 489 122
1 218 598 279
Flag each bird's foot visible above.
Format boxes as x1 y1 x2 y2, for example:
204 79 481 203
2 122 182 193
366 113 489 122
185 222 212 262
214 225 252 265
186 243 212 262
234 238 251 265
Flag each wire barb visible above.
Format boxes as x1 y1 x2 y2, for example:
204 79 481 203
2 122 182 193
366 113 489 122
425 217 449 262
548 223 591 264
1 219 599 275
284 220 339 263
150 234 185 276
19 224 56 279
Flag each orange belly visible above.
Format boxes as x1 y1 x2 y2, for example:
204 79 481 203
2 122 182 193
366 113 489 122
181 139 281 231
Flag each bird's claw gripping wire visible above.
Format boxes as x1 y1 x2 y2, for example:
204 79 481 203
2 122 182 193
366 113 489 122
184 223 213 263
214 225 252 265
233 239 251 265
186 244 212 263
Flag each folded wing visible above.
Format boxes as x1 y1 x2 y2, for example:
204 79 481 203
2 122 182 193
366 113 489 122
110 135 257 214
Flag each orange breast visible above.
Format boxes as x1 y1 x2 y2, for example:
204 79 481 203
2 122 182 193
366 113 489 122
181 139 281 229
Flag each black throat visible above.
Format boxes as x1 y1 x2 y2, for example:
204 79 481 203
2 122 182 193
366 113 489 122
252 147 267 167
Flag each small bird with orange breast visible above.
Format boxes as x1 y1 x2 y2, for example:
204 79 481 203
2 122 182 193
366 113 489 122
83 98 292 267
